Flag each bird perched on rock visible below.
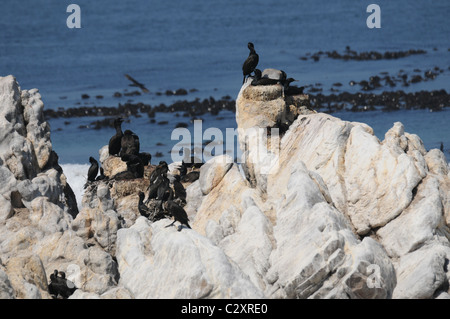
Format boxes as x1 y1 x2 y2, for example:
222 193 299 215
146 161 170 203
242 42 259 84
150 161 169 183
156 174 170 201
108 117 124 156
172 175 187 204
95 167 107 181
84 157 99 189
164 188 191 231
180 170 200 183
48 270 77 299
251 69 279 86
120 130 140 157
138 192 150 218
121 154 145 178
284 78 305 95
138 152 152 166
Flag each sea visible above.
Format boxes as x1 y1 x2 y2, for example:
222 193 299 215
1 0 449 205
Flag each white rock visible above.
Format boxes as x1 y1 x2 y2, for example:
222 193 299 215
116 217 264 298
220 205 273 291
199 154 233 195
377 176 444 258
392 244 450 299
0 267 14 299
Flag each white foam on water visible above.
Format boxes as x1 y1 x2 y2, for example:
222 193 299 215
60 163 89 211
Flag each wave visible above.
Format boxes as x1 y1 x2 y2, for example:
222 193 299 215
60 163 89 211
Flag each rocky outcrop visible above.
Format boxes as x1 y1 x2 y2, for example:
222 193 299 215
1 74 449 299
0 76 127 298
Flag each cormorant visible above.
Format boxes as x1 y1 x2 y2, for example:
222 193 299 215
87 157 99 182
48 270 77 299
120 130 140 157
251 69 279 86
138 152 152 166
156 174 170 201
180 171 200 183
150 161 169 183
138 192 150 218
121 154 144 178
173 175 187 203
179 160 201 183
242 42 259 84
164 188 191 231
109 117 124 156
95 167 107 181
284 78 305 95
43 150 63 173
146 173 164 203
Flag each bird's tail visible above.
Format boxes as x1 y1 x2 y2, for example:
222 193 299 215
186 222 191 229
243 76 246 84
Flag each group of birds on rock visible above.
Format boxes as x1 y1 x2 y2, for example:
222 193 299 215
48 269 77 299
83 117 201 231
138 158 204 231
242 42 305 95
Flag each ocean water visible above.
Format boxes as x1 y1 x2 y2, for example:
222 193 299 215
1 0 449 175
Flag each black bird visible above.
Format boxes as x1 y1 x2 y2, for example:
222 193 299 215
95 167 107 181
284 78 305 96
138 192 150 218
138 152 152 166
179 160 201 183
440 142 444 152
156 175 170 200
43 150 63 173
146 174 164 203
145 161 170 203
164 188 191 231
150 161 169 183
48 270 77 299
173 175 187 203
179 161 188 176
120 130 140 157
125 74 149 93
87 157 99 182
181 170 200 183
242 42 259 84
121 154 145 178
251 69 279 86
109 117 124 156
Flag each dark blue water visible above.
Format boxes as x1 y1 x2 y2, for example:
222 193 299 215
1 0 449 164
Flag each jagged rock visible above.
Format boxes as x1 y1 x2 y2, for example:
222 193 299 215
0 194 14 222
21 88 52 170
199 154 233 195
0 266 14 299
392 244 450 299
0 75 48 180
116 217 264 298
102 155 127 178
377 176 444 258
183 180 203 217
4 254 52 299
2 75 449 299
